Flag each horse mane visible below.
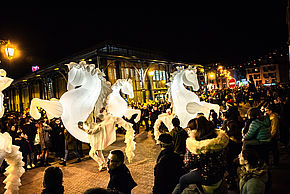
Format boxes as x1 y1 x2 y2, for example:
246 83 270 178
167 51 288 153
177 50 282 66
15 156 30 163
167 65 196 98
67 61 112 124
111 79 132 90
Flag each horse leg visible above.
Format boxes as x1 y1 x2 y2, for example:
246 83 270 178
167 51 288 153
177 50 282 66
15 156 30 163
30 98 63 120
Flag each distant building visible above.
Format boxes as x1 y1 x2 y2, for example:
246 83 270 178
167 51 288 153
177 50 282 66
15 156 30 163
3 41 200 112
246 64 280 86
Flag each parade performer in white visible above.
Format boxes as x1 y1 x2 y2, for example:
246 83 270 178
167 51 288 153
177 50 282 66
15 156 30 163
30 62 136 169
0 69 25 194
153 109 174 144
84 79 136 170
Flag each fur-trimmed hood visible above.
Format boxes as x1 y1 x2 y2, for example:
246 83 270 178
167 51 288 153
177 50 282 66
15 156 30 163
186 130 229 155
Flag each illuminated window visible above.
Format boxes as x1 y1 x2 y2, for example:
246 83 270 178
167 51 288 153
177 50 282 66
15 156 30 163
48 81 53 99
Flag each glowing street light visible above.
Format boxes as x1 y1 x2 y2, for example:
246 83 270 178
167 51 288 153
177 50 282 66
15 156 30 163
4 42 15 59
1 40 17 60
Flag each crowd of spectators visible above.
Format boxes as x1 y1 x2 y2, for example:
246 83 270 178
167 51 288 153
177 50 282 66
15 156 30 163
1 84 290 193
0 113 83 171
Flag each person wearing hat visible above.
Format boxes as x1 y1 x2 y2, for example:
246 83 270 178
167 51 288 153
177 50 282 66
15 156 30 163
153 133 185 194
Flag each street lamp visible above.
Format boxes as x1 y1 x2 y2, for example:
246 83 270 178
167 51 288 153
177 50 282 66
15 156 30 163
148 70 155 100
0 40 16 60
148 70 155 76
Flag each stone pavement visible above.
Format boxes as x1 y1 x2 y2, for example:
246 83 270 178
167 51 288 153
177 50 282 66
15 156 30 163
0 131 161 194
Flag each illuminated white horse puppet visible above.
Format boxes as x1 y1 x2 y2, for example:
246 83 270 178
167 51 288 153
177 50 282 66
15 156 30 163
108 79 141 122
0 69 25 194
86 79 139 170
167 66 220 128
29 62 136 169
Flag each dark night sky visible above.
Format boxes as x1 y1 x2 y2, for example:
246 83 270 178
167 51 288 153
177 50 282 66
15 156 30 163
0 1 287 79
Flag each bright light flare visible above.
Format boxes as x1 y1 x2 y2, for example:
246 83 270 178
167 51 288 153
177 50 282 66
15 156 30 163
1 41 19 60
148 70 155 76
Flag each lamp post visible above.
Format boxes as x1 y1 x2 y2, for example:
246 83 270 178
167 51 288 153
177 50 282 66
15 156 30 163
148 70 155 101
0 40 16 60
132 63 154 103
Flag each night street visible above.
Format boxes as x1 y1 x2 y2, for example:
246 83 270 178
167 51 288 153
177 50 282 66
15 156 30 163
1 114 290 193
1 131 160 194
1 2 290 194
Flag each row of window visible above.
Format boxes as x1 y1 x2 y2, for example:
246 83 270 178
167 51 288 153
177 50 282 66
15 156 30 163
247 65 277 74
250 72 277 80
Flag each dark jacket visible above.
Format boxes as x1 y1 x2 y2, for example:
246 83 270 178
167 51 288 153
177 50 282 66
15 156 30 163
22 123 37 142
153 147 185 194
185 130 229 185
108 164 137 194
150 110 160 123
141 108 149 118
169 126 188 155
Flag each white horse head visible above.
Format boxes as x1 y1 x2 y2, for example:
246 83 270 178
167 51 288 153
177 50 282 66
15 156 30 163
182 67 199 91
0 69 13 118
121 79 134 98
107 79 134 118
66 61 98 90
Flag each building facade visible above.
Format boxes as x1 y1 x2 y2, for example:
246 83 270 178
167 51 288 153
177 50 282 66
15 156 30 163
246 64 280 86
4 41 200 113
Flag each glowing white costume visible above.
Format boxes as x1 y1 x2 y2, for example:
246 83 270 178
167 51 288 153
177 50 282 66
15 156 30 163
168 66 220 128
30 62 136 163
0 69 25 194
153 110 174 144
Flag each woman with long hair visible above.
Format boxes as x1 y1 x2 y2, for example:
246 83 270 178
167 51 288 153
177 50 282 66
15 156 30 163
173 116 229 194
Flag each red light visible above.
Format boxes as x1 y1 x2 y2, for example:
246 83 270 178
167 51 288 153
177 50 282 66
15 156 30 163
32 66 39 72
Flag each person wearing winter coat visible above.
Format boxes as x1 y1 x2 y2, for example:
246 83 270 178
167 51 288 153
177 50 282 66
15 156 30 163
265 104 280 167
225 120 243 190
169 117 188 156
243 108 271 143
40 120 52 166
107 150 137 194
243 108 271 163
153 133 185 194
238 149 268 194
175 116 229 194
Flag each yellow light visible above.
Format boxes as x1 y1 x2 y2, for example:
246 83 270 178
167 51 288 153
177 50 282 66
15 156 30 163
2 41 16 60
22 80 27 82
5 47 15 59
36 74 41 77
208 72 215 79
200 68 204 73
148 70 155 76
54 68 59 71
218 66 223 70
